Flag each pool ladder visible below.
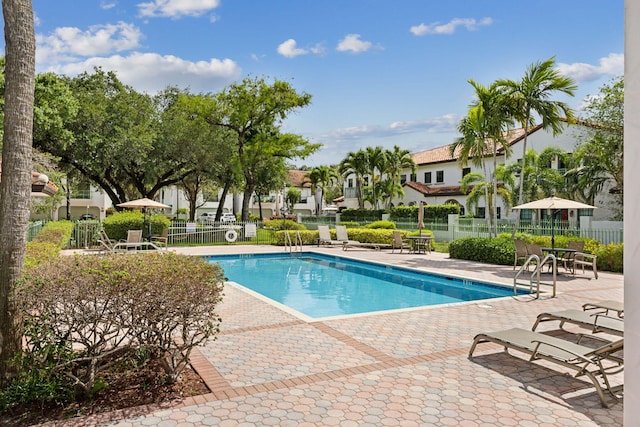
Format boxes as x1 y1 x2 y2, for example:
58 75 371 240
284 231 303 253
514 254 557 299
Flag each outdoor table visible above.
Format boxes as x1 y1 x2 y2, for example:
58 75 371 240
542 247 577 273
407 235 431 254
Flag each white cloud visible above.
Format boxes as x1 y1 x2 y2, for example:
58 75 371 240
557 53 624 83
277 39 327 58
410 17 493 36
336 34 373 53
277 39 308 58
36 22 143 63
47 52 241 94
100 1 117 10
323 114 460 142
137 0 220 19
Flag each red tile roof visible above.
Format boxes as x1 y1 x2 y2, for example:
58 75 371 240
411 125 541 166
287 170 311 188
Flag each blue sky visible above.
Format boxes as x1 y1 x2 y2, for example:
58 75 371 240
26 0 623 166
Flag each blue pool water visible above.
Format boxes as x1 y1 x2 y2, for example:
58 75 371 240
206 253 525 318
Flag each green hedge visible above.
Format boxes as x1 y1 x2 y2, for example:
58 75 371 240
339 208 386 221
450 233 623 273
103 211 171 241
274 228 435 249
390 204 460 221
25 221 75 269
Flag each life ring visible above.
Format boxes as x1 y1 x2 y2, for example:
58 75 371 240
225 229 238 243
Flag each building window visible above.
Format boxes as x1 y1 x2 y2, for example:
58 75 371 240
476 207 486 218
496 207 501 219
410 173 417 182
400 174 407 184
436 170 444 183
348 178 353 188
424 172 432 184
462 167 471 179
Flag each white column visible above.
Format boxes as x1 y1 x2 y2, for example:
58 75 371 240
625 1 639 423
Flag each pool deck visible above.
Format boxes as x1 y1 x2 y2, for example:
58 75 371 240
56 245 623 426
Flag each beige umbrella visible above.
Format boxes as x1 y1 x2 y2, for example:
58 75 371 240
117 198 170 240
511 196 595 211
512 196 596 248
117 198 170 209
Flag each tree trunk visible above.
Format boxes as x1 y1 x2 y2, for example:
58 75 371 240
215 179 232 220
0 0 36 384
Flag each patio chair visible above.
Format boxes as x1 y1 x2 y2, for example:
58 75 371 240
335 225 360 245
526 243 555 272
572 248 598 279
557 241 584 272
152 228 169 249
532 309 623 337
98 229 116 253
513 239 528 270
468 327 624 407
126 229 143 243
582 300 623 318
391 231 411 254
316 225 341 247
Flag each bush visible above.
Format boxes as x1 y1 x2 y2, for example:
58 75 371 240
340 208 386 221
339 221 361 228
449 236 514 265
18 253 225 399
24 221 75 269
595 243 623 273
364 220 396 229
103 211 171 240
264 218 306 231
390 204 460 221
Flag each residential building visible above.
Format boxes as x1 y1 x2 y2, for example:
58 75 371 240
341 122 619 221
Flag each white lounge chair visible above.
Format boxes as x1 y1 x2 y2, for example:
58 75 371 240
316 225 342 247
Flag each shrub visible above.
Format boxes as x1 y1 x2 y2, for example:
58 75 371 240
364 220 396 229
390 204 460 221
24 221 75 269
264 218 306 231
448 236 514 265
339 221 361 228
595 243 623 273
18 253 225 398
340 208 386 221
103 211 171 240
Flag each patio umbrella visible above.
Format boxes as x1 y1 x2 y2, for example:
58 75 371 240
117 198 170 240
511 196 596 248
417 201 425 235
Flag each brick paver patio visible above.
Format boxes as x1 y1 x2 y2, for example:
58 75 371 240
52 245 623 426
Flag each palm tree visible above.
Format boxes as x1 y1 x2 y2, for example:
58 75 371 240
378 178 405 210
305 165 339 216
0 0 37 381
365 146 387 209
496 57 577 206
451 80 513 237
384 145 416 187
460 172 513 229
339 149 368 209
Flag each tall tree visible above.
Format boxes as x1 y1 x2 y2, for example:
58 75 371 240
339 149 368 209
0 0 36 382
384 145 416 186
305 165 339 216
199 77 319 220
567 77 623 219
451 80 513 237
496 57 577 206
364 146 387 209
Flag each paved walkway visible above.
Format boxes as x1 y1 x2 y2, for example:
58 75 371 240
52 245 623 426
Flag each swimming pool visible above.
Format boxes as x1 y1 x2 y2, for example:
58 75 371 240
206 253 526 319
